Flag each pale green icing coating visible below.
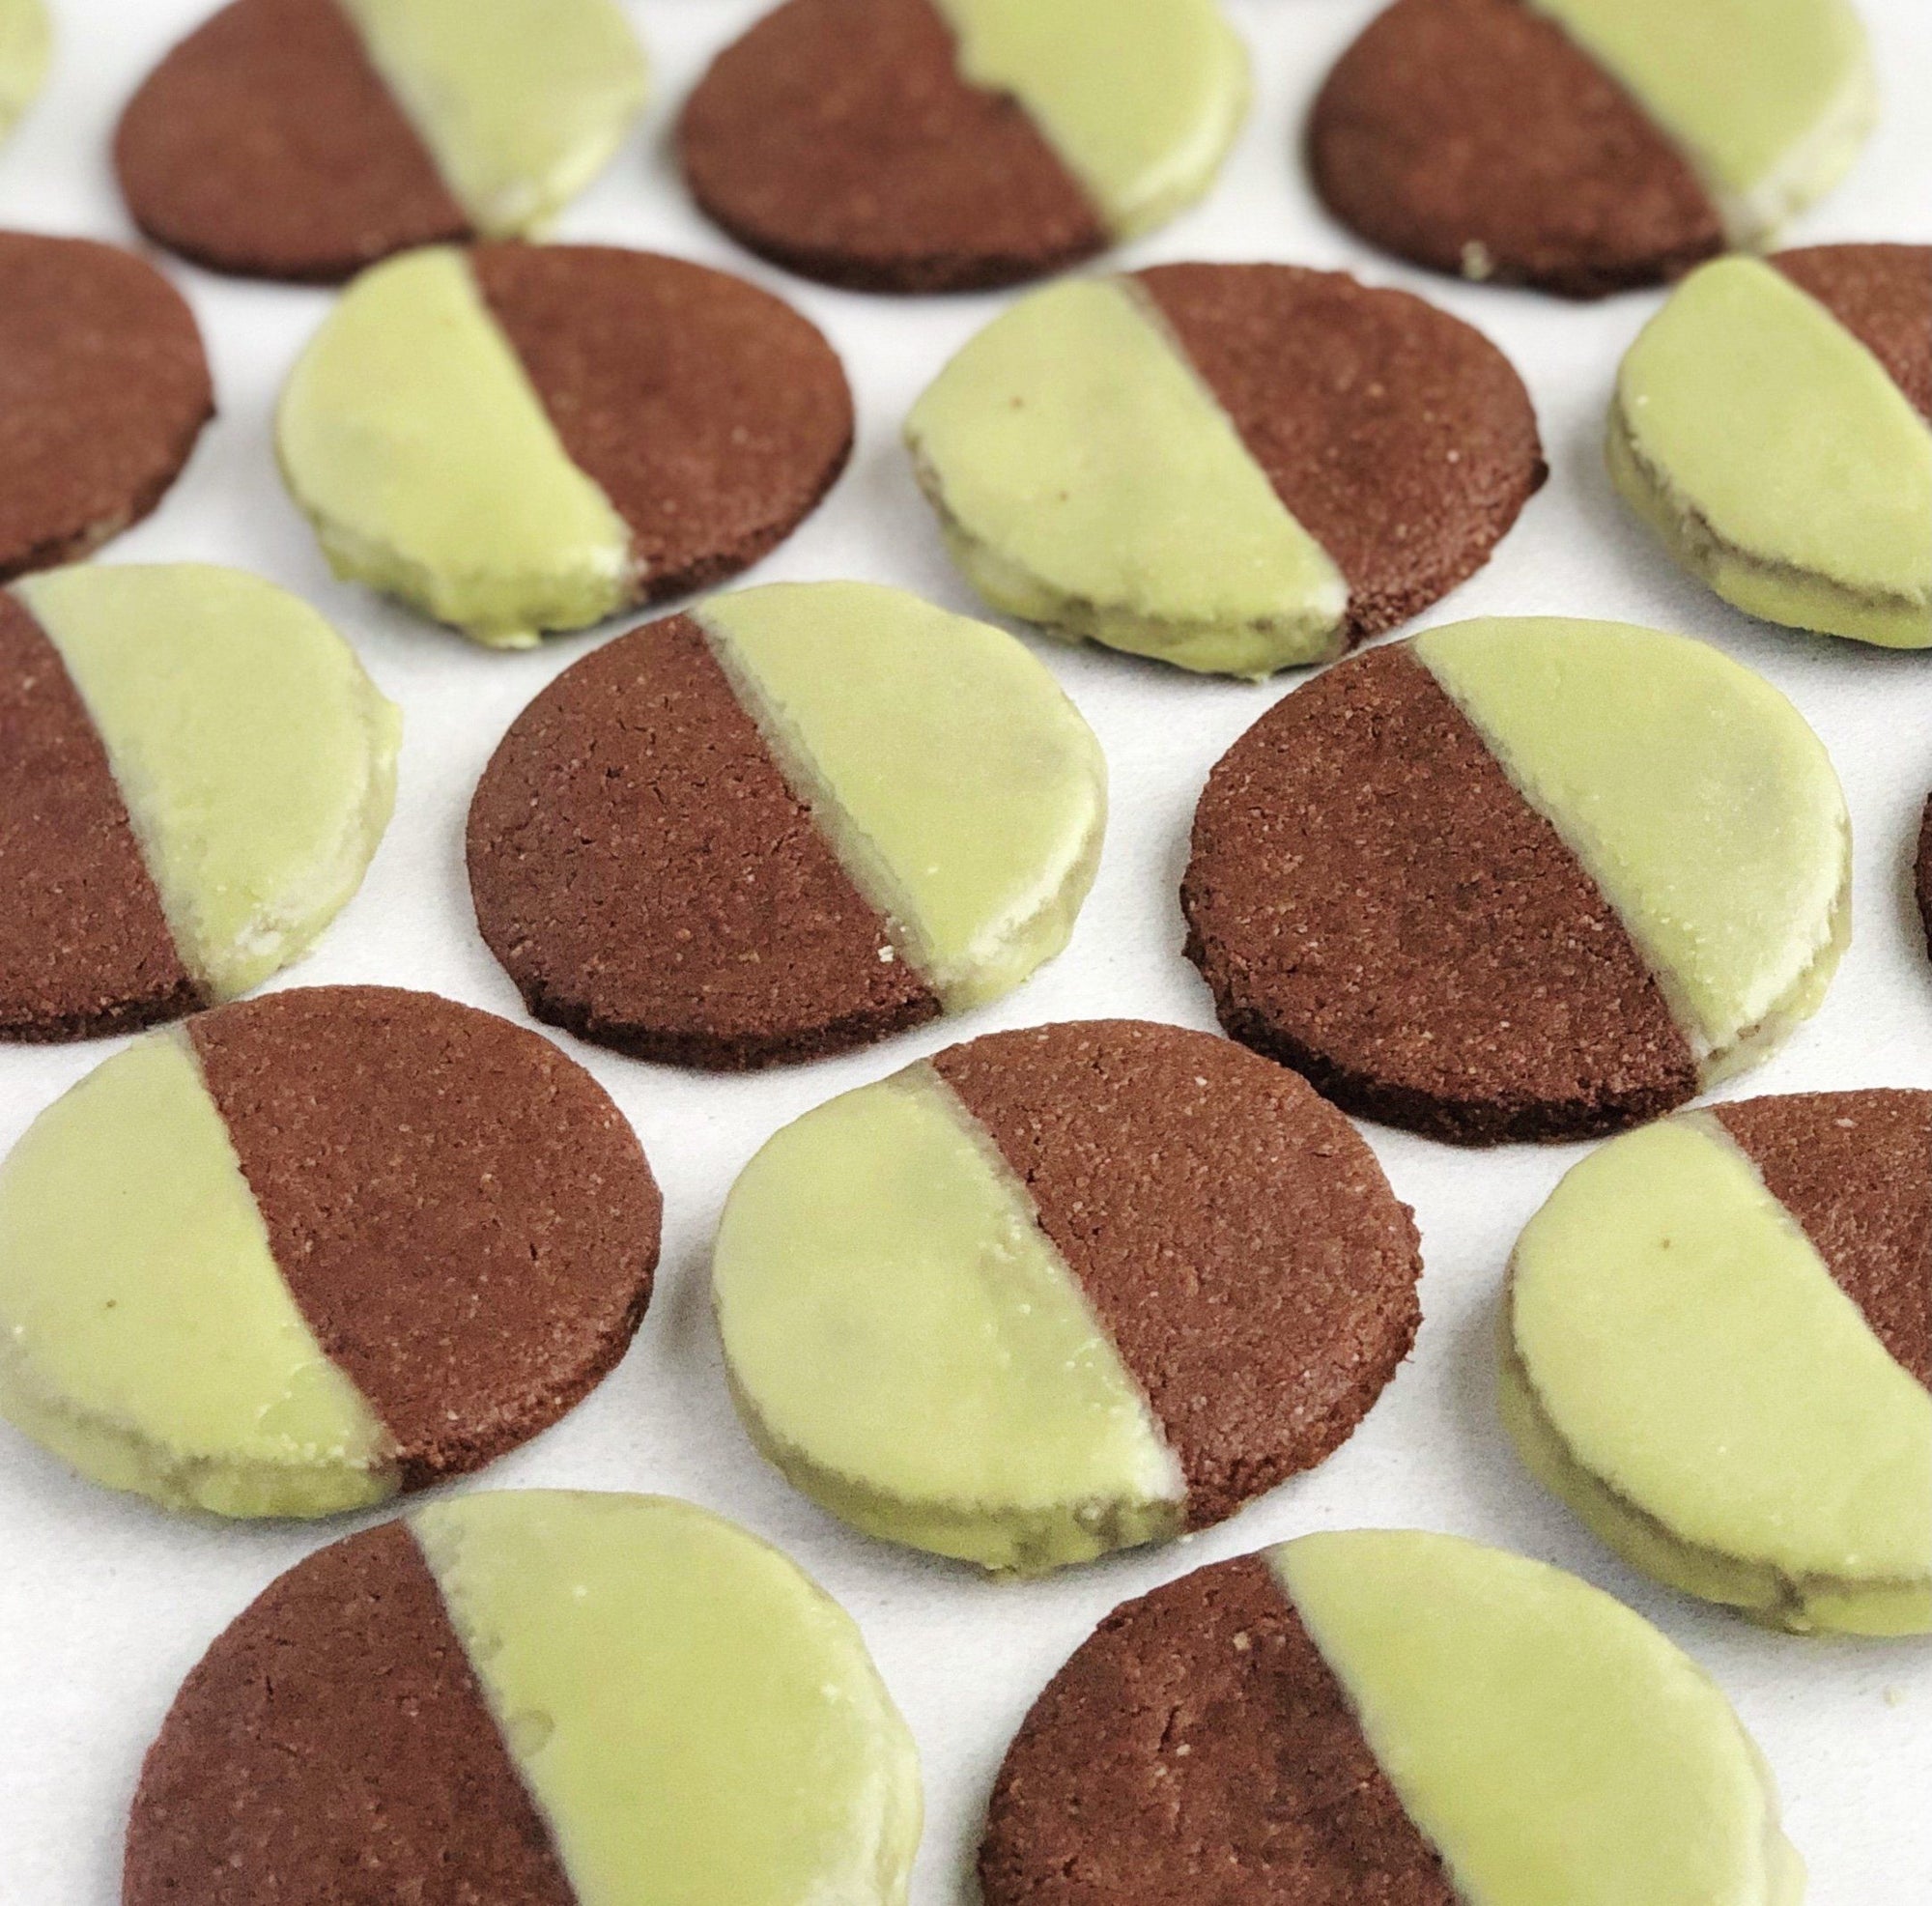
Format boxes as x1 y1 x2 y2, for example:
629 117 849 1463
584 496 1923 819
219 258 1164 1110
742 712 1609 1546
0 0 49 139
276 246 635 647
712 1065 1183 1574
1610 258 1932 649
1271 1530 1804 1906
1504 1115 1931 1636
412 1491 922 1906
934 0 1248 240
1529 0 1873 242
18 563 399 999
1412 617 1849 1075
905 278 1347 680
337 0 647 235
0 1032 396 1518
698 583 1106 1010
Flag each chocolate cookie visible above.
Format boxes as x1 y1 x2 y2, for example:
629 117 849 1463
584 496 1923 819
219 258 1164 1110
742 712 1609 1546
907 264 1544 677
0 231 212 581
1182 619 1850 1144
126 1492 921 1906
713 1020 1422 1571
0 986 659 1518
1308 0 1873 297
115 0 647 282
1918 793 1932 960
678 0 1248 293
982 1531 1800 1906
0 0 48 143
469 583 1106 1068
1610 245 1932 648
276 243 854 646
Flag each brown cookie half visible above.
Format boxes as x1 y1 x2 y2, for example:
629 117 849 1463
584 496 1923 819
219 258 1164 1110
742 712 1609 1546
1772 243 1932 425
0 231 213 580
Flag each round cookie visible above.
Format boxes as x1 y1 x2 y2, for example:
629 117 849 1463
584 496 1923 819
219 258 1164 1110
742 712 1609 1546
115 0 647 283
277 242 854 647
469 582 1106 1068
0 231 213 581
906 263 1545 677
1503 1090 1932 1636
981 1530 1802 1906
1 563 399 1041
1610 245 1932 648
125 1491 921 1906
713 1020 1423 1572
0 0 48 143
678 0 1248 294
1182 617 1849 1144
1308 0 1873 297
0 986 660 1518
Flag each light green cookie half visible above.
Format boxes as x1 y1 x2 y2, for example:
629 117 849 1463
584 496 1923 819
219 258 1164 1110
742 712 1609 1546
1609 257 1932 649
1273 1530 1804 1906
0 0 48 140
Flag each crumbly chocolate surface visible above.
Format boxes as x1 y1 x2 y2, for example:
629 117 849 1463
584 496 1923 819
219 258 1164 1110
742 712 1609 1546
934 1021 1423 1528
1181 643 1697 1145
187 985 661 1487
1772 243 1932 424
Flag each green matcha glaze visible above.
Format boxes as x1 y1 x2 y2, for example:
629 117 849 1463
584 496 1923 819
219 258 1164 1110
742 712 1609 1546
934 0 1247 240
18 564 399 999
0 1032 396 1518
713 1065 1182 1573
338 0 647 235
1505 1116 1932 1635
412 1491 922 1906
699 583 1106 1010
905 279 1347 678
0 0 49 139
1272 1530 1804 1906
1413 617 1849 1076
276 246 635 646
1610 259 1932 648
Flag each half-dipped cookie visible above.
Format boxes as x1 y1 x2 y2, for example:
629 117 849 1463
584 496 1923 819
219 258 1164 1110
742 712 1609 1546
0 0 48 143
126 1491 921 1906
469 583 1106 1068
908 264 1544 677
1183 618 1850 1144
713 1021 1422 1571
678 0 1248 293
1309 0 1874 297
1504 1090 1931 1636
116 0 647 282
981 1530 1802 1906
1 563 398 1040
277 243 853 647
0 987 660 1517
1611 245 1932 648
0 231 212 580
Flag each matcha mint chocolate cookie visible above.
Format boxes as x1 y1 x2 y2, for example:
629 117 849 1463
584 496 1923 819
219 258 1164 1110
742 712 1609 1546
0 0 48 144
0 987 660 1518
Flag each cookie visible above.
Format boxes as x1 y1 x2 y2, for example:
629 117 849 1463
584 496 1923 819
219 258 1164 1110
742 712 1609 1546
1504 1090 1931 1636
125 1491 921 1906
713 1020 1422 1572
0 0 48 142
907 264 1544 677
0 986 659 1517
277 242 854 646
115 0 647 283
1610 245 1932 648
1919 793 1932 960
1183 618 1849 1145
678 0 1248 294
1 563 399 1041
0 231 213 580
981 1529 1801 1906
469 583 1106 1068
1309 0 1873 297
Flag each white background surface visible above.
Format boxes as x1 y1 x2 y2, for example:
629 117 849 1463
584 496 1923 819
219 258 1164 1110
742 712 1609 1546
2 2 1929 1898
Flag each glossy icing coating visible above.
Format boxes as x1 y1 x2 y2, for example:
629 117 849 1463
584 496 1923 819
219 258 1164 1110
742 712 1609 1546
904 278 1347 678
0 0 48 139
17 563 399 998
698 583 1106 1010
412 1490 922 1906
1272 1530 1804 1906
0 1030 395 1517
1413 617 1848 1077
